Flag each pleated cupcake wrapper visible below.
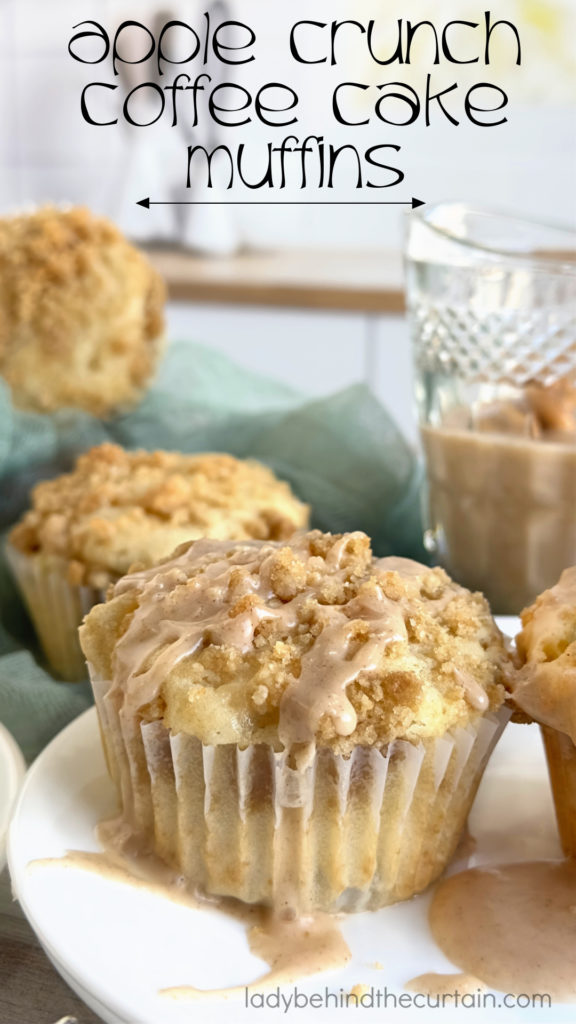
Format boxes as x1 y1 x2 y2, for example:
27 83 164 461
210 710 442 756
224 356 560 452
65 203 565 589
540 725 576 858
93 670 511 912
5 545 104 682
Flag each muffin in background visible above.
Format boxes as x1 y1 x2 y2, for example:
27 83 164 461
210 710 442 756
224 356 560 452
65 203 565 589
80 529 512 914
7 443 310 681
514 568 576 855
0 206 165 416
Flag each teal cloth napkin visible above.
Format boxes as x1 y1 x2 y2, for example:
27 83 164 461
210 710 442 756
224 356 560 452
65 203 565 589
0 342 425 762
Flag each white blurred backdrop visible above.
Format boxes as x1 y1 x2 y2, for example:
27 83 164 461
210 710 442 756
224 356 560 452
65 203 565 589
1 0 574 247
0 0 574 440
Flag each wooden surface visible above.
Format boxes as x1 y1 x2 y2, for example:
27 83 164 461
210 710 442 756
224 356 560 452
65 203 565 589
0 869 101 1024
147 246 405 313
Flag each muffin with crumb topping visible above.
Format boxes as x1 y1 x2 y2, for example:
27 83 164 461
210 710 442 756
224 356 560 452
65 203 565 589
514 568 576 855
7 443 309 680
0 206 165 416
80 529 512 913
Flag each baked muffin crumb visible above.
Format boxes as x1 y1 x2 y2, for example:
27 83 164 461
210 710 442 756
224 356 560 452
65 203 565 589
10 443 310 587
513 568 576 741
0 206 165 415
81 530 511 753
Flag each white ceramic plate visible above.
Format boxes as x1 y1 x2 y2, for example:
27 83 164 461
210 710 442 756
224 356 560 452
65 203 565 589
0 721 26 871
8 618 570 1024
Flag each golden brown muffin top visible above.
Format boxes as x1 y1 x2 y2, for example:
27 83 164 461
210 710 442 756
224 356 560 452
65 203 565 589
10 443 310 589
514 568 576 741
80 530 510 754
0 206 165 416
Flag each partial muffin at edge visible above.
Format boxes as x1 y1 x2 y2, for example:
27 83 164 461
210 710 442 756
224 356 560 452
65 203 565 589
514 567 576 743
514 568 576 856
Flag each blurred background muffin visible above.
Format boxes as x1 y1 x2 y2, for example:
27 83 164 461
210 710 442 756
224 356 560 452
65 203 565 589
0 206 165 417
7 442 310 681
80 529 512 914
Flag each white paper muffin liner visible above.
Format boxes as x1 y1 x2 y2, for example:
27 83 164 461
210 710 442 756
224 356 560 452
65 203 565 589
92 669 511 913
5 544 105 681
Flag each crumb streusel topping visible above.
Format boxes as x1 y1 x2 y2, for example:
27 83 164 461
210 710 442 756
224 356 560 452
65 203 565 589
0 206 165 416
514 568 576 742
80 530 510 753
10 443 310 588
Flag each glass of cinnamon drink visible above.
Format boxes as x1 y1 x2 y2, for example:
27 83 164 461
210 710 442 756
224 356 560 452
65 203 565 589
405 202 576 614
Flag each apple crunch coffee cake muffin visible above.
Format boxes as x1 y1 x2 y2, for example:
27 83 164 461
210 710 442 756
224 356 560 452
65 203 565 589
7 443 309 681
513 568 576 856
0 206 165 416
80 530 513 914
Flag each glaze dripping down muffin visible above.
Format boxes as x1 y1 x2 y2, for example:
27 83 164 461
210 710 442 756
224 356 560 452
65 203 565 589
81 530 512 913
